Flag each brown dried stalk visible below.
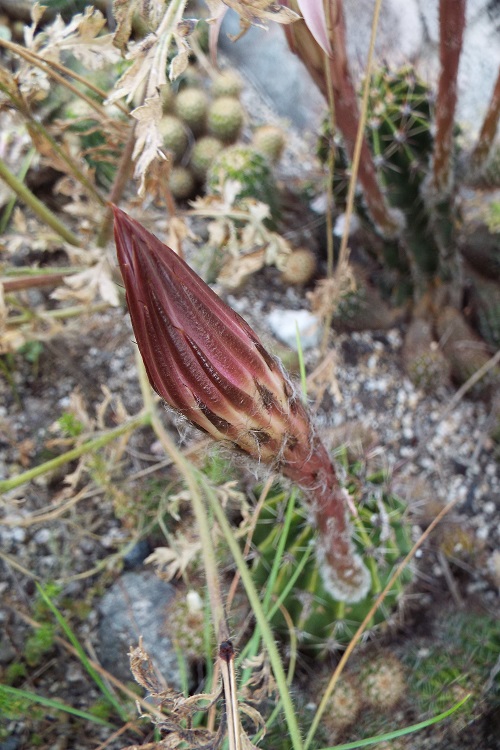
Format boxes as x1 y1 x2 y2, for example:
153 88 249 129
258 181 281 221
432 0 466 194
283 0 399 236
470 64 500 173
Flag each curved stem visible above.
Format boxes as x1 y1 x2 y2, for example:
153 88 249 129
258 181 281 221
0 413 150 493
0 156 81 246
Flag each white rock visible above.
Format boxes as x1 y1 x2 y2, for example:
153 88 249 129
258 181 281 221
266 309 321 351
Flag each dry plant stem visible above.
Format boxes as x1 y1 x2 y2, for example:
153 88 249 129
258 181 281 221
225 474 275 612
284 0 397 236
303 496 459 750
0 38 124 124
1 271 77 292
206 483 304 750
7 301 110 326
0 83 106 206
471 64 500 171
432 0 466 193
136 352 229 644
96 126 137 247
0 156 81 246
0 413 149 493
321 0 383 352
324 52 336 280
0 146 35 233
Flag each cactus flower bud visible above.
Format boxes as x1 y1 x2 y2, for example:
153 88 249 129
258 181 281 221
113 206 369 602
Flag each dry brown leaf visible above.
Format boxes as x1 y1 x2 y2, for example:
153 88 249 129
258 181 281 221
28 7 121 69
131 94 166 196
112 0 142 52
145 537 202 581
217 249 266 289
206 0 300 40
50 259 119 306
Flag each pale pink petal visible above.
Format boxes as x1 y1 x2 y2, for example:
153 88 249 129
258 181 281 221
297 0 332 56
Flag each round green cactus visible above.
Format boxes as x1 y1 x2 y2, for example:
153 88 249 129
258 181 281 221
212 69 244 99
252 124 286 163
402 609 500 727
175 87 209 136
190 135 224 181
169 165 195 200
207 96 245 144
319 64 439 283
159 115 189 162
207 145 279 218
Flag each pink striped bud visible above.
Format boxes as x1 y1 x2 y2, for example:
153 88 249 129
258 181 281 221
113 206 369 602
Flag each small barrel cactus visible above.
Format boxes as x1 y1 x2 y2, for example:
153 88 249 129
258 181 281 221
252 125 286 163
167 588 208 662
159 115 189 162
169 165 196 200
319 64 439 291
175 87 209 136
402 609 500 728
402 317 451 391
190 135 224 181
212 69 244 99
317 675 361 734
207 96 245 144
436 306 498 396
160 82 175 113
207 145 279 218
280 247 317 285
359 653 406 710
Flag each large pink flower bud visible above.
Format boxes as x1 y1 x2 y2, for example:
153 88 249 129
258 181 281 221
113 206 369 602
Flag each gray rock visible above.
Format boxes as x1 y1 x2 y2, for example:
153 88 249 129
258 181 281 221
218 0 500 141
98 571 180 689
219 11 325 130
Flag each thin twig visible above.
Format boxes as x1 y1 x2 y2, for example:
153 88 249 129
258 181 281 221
0 37 129 117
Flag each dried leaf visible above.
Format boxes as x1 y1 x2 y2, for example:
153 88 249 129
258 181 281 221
112 0 141 52
145 537 202 580
169 34 190 80
219 0 301 40
51 259 120 306
131 94 166 196
217 249 266 289
29 8 121 69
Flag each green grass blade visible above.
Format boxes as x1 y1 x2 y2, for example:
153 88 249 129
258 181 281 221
202 477 304 750
295 322 308 400
35 583 129 722
0 684 114 728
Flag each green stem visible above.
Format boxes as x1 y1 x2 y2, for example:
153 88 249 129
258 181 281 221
136 352 228 643
7 302 110 327
0 147 36 233
0 156 81 246
204 480 304 750
96 125 136 247
0 82 105 207
0 413 150 493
